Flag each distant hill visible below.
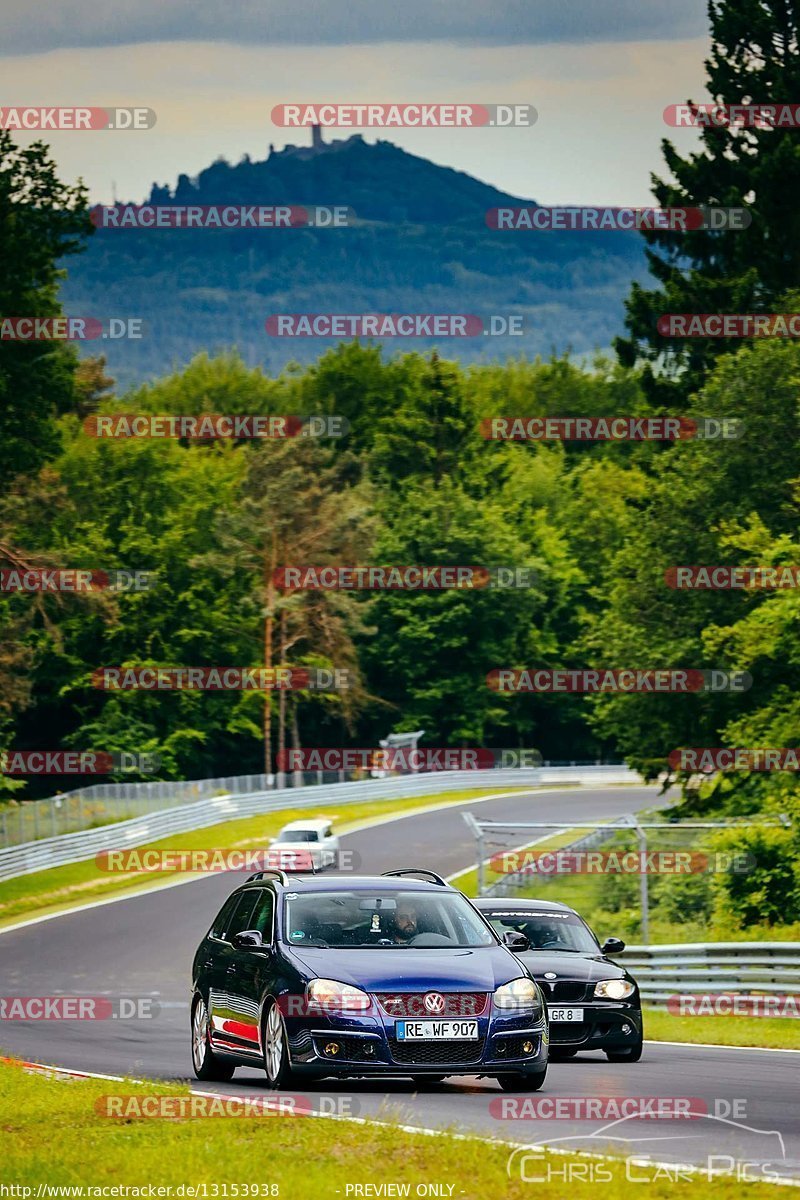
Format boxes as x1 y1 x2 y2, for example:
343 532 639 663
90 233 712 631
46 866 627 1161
60 132 650 387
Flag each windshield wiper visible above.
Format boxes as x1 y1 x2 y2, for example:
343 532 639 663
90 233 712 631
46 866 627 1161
530 947 586 953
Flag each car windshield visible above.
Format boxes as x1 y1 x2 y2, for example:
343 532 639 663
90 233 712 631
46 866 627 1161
483 909 599 954
275 830 318 843
284 890 497 949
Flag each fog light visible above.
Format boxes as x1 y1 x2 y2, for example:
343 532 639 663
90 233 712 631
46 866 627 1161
325 1042 340 1056
621 1023 632 1036
496 1041 507 1055
522 1040 534 1054
364 1043 375 1056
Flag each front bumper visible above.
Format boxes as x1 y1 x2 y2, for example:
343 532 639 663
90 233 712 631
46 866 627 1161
547 1000 642 1050
284 1004 549 1077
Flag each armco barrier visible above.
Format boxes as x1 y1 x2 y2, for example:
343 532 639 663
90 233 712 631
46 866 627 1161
0 760 634 847
620 942 800 1006
0 764 640 882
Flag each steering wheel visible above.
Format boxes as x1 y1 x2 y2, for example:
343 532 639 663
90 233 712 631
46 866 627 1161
407 932 455 948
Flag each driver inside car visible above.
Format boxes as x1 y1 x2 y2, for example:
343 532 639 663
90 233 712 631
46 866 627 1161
522 920 563 949
391 900 419 944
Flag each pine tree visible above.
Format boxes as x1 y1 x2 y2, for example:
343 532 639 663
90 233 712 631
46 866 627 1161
616 0 800 404
0 131 92 481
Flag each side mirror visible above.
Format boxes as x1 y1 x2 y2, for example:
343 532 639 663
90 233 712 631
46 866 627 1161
233 930 264 949
601 937 625 955
502 930 530 952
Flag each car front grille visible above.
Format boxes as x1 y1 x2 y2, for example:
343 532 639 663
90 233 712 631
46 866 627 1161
388 1038 486 1065
376 992 489 1017
542 981 588 1003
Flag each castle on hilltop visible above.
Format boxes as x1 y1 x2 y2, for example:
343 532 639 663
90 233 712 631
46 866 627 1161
269 123 365 159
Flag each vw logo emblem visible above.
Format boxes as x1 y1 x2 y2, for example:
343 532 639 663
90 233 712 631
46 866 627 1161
424 992 446 1014
544 972 557 980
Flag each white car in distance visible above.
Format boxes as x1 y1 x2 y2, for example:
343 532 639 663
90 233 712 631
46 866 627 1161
268 818 340 871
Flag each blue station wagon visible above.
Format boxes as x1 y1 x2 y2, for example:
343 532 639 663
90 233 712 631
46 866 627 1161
191 869 549 1091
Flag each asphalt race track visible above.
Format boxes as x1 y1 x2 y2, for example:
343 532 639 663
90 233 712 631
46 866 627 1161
1 784 798 1182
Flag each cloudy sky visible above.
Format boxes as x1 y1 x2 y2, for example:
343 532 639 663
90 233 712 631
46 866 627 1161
2 0 712 205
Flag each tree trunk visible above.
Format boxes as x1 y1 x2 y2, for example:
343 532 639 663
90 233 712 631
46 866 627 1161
263 543 276 781
290 698 304 788
276 607 288 788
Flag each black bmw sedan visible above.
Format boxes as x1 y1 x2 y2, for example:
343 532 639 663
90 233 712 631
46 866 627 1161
473 897 643 1061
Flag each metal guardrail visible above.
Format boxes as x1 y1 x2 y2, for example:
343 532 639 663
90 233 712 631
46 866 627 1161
0 774 273 848
0 764 640 882
0 761 635 848
620 942 800 1006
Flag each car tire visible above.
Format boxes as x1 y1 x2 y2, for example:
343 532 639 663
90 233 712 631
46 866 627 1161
496 1067 547 1092
263 999 294 1088
191 996 235 1082
606 1036 644 1062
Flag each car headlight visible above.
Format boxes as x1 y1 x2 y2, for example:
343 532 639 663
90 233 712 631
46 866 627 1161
306 978 371 1013
594 978 635 1000
494 977 542 1012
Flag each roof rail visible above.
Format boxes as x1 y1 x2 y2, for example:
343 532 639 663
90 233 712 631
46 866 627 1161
246 869 290 885
381 868 448 887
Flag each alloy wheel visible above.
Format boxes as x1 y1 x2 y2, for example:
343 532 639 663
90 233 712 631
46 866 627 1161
192 999 209 1072
264 1003 284 1081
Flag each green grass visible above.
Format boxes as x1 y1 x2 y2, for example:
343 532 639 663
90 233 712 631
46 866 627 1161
644 1007 800 1050
0 1058 784 1196
0 787 529 927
